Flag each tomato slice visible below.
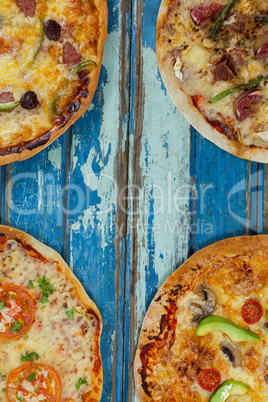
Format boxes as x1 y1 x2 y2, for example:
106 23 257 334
6 363 62 402
197 368 221 392
242 299 263 325
0 284 35 339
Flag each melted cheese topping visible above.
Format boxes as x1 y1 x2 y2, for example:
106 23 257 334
140 250 268 401
0 239 100 402
160 0 268 147
0 0 101 148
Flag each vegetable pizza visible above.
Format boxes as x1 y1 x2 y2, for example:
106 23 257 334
0 0 107 164
135 236 268 401
0 226 102 402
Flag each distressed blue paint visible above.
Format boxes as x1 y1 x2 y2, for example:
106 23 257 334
145 188 158 310
142 0 161 50
122 231 132 401
0 165 7 223
6 134 68 257
249 162 264 235
189 129 251 253
0 1 267 402
115 237 126 402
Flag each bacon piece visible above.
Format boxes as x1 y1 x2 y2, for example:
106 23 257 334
62 42 82 66
190 3 223 26
16 0 37 17
224 12 253 33
0 92 15 103
211 53 237 81
229 49 246 68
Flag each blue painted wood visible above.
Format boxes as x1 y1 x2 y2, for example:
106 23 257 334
0 0 266 401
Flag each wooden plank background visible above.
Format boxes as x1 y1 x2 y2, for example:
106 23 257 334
0 0 265 401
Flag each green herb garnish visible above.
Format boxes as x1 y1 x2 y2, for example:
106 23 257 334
10 321 23 333
1 388 5 392
24 333 28 340
66 309 74 320
211 0 239 40
21 351 39 364
36 277 53 304
28 373 36 382
28 280 34 288
0 301 6 310
210 75 268 103
75 377 88 390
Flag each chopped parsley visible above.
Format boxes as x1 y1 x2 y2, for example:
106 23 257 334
41 306 46 310
17 397 22 401
66 309 74 320
75 377 88 390
21 351 39 364
0 301 6 310
10 321 23 333
36 277 53 304
1 388 5 392
28 280 34 288
28 373 36 382
24 333 28 340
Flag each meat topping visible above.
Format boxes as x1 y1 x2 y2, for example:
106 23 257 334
211 53 237 81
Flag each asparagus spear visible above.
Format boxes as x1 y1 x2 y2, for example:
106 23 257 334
211 0 239 40
210 75 268 103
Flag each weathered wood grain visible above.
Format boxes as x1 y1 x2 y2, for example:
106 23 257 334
0 0 266 401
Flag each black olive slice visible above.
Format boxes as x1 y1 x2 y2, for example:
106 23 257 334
20 91 38 110
44 20 61 41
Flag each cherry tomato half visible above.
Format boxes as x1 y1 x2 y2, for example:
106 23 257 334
197 368 221 392
6 363 62 402
0 283 35 339
242 299 263 325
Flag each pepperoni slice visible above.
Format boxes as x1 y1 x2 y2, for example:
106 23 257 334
6 363 62 402
242 299 263 325
197 368 221 392
0 284 35 339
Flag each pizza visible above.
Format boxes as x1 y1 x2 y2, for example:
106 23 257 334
156 0 268 162
0 0 107 165
0 225 102 402
135 236 268 401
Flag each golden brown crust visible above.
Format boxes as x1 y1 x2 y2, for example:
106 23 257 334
134 235 268 401
0 225 103 402
156 0 268 163
0 0 108 166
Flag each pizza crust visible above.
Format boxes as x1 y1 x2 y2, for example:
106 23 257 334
0 0 108 166
134 235 268 401
0 225 103 401
156 0 268 163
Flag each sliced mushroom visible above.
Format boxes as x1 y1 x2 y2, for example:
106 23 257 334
202 288 216 315
220 340 242 368
234 89 263 121
264 322 268 331
189 287 216 323
254 32 268 58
